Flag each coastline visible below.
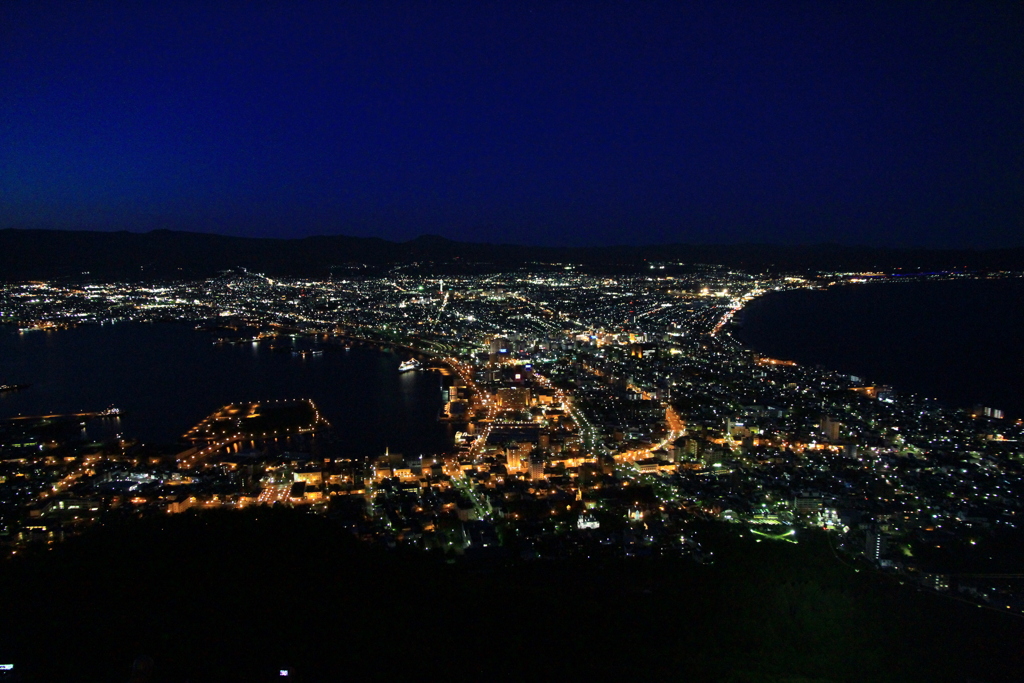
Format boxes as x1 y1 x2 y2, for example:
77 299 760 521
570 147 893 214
728 276 1024 418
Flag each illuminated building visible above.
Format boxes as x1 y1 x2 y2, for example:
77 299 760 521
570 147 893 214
528 457 545 480
865 529 886 562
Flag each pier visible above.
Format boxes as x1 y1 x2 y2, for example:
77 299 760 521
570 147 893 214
2 407 120 422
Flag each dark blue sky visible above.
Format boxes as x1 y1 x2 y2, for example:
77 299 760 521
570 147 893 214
1 1 1021 247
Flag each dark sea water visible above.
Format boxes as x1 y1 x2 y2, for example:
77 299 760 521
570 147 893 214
0 323 450 458
736 278 1024 418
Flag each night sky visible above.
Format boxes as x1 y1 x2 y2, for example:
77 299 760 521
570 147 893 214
1 1 1021 247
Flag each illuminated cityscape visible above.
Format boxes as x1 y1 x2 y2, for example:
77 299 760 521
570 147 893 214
3 266 1024 616
2 1 1023 678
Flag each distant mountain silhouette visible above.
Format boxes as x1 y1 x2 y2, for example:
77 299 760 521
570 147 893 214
2 228 1022 280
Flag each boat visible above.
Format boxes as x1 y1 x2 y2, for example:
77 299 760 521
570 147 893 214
0 384 29 394
398 359 420 372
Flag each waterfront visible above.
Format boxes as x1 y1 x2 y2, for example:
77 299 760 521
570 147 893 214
4 268 1024 645
737 278 1024 418
0 323 450 458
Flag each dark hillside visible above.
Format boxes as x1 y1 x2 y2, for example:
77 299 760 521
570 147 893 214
0 509 1020 682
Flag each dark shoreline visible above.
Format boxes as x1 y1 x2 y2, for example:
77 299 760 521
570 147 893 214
734 277 1024 419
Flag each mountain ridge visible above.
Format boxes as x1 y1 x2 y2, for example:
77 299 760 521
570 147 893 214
2 228 1023 280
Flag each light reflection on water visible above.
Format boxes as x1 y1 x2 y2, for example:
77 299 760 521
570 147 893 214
0 323 451 459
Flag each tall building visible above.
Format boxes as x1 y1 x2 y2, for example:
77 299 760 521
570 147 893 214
820 415 841 441
865 529 886 562
529 456 545 480
489 336 512 364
